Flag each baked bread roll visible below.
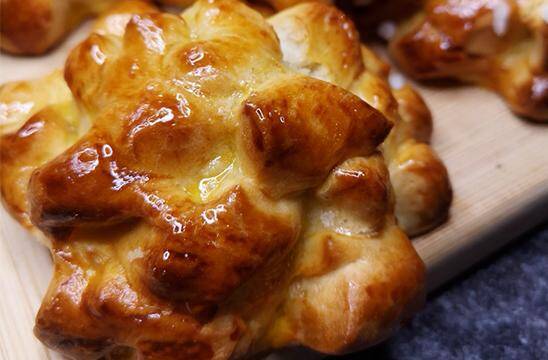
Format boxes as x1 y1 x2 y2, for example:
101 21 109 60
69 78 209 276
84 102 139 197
388 0 548 121
0 70 77 233
1 1 430 358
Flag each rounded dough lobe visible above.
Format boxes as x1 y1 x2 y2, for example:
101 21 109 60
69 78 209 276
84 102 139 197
240 76 391 197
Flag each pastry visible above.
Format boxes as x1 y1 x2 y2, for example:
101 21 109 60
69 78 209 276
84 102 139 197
388 0 548 121
1 1 429 358
0 70 77 233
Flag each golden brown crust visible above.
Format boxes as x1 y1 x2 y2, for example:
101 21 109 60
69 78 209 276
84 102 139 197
240 76 391 197
316 155 391 232
270 2 452 235
389 0 548 121
388 86 452 234
267 225 425 353
1 1 426 358
0 71 79 230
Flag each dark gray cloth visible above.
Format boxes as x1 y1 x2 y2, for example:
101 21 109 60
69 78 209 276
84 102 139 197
335 222 548 360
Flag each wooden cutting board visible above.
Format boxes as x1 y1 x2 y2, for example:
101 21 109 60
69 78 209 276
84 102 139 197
1 25 547 359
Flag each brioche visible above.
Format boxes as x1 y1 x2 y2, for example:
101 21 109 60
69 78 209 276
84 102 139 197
0 1 431 358
0 71 79 233
388 0 548 121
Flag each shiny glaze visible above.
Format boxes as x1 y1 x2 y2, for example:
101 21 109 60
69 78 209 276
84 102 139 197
270 2 452 235
390 0 548 120
1 1 427 359
0 71 79 232
29 5 305 355
316 153 391 233
241 76 390 197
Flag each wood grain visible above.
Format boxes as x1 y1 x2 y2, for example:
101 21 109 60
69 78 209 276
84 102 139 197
413 83 548 291
0 25 547 360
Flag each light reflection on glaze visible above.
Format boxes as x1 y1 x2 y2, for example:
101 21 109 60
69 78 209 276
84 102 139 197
335 167 366 179
532 77 548 100
432 0 489 18
0 101 34 125
134 16 166 54
163 213 184 233
201 204 227 225
130 106 175 137
58 266 88 305
176 93 191 117
101 14 135 37
319 208 371 236
90 44 106 65
101 144 113 157
319 209 352 236
187 47 205 66
147 313 161 320
396 157 422 171
143 193 184 234
388 71 406 90
172 78 204 97
189 65 218 78
19 120 44 137
71 147 100 177
492 0 510 36
254 108 265 121
109 161 148 191
127 248 144 261
85 142 149 192
130 62 140 75
198 161 233 201
115 278 139 307
204 7 220 18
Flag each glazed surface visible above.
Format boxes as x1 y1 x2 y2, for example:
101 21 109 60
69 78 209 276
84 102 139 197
0 1 432 358
389 0 548 120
